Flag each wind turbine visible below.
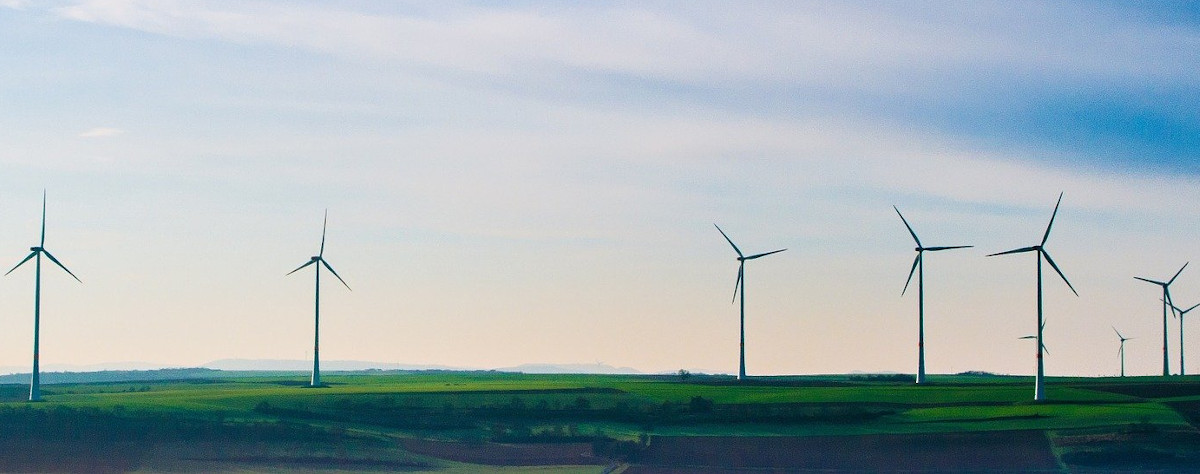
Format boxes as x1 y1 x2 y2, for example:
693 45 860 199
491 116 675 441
1113 326 1132 377
1135 262 1187 376
894 206 971 384
1020 319 1050 358
1168 300 1199 376
715 224 785 381
988 193 1077 401
287 210 351 387
4 191 81 402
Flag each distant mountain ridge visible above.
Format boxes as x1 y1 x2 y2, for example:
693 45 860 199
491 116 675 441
495 363 642 374
201 359 466 372
0 360 652 384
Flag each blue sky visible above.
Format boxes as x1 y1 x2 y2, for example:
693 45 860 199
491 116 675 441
0 1 1198 377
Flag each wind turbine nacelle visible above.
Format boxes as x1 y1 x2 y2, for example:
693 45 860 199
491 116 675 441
30 247 41 252
310 256 321 261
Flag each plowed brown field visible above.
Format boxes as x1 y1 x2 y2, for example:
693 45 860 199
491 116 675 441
629 430 1059 472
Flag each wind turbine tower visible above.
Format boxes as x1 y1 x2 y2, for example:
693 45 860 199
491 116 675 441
988 193 1078 401
715 224 785 381
893 206 971 384
1135 263 1187 376
287 210 351 387
4 191 82 402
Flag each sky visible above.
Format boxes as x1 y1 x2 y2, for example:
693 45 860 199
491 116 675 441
0 1 1198 378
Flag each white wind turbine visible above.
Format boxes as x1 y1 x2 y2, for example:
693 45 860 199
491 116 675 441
1135 263 1187 376
715 224 785 381
4 191 82 401
286 210 351 387
988 193 1077 401
1168 299 1199 376
1113 326 1132 377
894 206 971 384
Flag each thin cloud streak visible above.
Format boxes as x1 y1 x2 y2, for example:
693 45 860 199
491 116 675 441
78 127 123 138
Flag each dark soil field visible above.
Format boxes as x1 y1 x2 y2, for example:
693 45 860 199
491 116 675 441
631 430 1059 472
398 438 606 466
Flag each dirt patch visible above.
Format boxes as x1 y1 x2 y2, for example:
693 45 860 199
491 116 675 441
397 438 607 466
1054 426 1200 471
183 455 429 470
0 439 143 473
631 430 1059 472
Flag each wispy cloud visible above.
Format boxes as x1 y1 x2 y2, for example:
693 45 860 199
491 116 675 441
79 127 123 138
49 2 1200 88
45 1 1200 173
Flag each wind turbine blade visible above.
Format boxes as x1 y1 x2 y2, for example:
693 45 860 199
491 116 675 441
1113 326 1124 340
1041 250 1078 296
1041 192 1063 246
1168 262 1189 285
986 246 1038 257
924 245 973 251
893 206 922 247
320 209 328 258
286 260 316 276
5 251 38 276
40 190 47 247
1019 335 1037 339
731 264 743 304
744 248 786 260
714 224 743 258
1161 296 1182 319
1042 343 1049 356
320 259 351 291
1185 304 1200 315
1134 276 1167 286
902 253 920 296
41 250 81 283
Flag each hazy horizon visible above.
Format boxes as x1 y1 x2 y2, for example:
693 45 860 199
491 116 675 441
1 1 1198 379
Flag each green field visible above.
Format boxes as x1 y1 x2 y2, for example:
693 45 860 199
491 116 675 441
3 371 1200 471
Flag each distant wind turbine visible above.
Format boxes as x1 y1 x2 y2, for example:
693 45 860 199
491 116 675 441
1113 326 1132 377
287 210 351 387
715 224 785 381
1168 299 1199 376
894 206 971 384
4 191 82 402
1020 319 1050 356
1135 262 1187 376
988 193 1078 401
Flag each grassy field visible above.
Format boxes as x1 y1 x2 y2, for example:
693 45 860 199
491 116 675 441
3 371 1200 471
